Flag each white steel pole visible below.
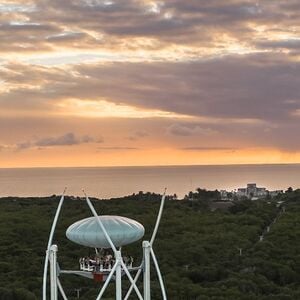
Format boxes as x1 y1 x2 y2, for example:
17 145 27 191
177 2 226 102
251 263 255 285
124 269 142 300
115 251 122 300
57 278 68 300
84 191 118 254
43 189 66 300
150 189 166 246
95 262 118 300
49 245 58 300
120 260 144 300
143 241 151 300
150 248 167 300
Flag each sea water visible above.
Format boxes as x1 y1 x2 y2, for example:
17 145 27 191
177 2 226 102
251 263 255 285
0 164 299 199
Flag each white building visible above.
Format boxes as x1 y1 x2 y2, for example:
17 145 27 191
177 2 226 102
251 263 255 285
236 183 267 199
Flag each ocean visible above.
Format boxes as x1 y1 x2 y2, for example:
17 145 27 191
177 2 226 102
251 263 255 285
0 164 299 199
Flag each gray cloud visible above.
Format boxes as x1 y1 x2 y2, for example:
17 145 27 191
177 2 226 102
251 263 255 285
256 39 300 50
16 141 32 150
40 0 296 43
0 20 59 53
167 124 217 136
0 0 299 53
16 132 94 150
127 130 149 141
3 52 299 122
35 132 93 147
68 54 300 122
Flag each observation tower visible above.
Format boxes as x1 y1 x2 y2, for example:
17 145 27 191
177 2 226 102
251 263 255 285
43 189 167 300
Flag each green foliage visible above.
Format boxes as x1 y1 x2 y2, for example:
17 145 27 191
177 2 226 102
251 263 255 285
0 191 299 299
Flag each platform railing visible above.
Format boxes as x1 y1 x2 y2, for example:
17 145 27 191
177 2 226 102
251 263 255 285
79 261 134 272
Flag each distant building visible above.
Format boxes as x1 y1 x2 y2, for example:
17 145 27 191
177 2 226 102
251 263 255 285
236 183 282 200
237 183 267 199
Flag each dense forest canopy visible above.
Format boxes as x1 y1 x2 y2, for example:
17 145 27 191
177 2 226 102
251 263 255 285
0 189 299 299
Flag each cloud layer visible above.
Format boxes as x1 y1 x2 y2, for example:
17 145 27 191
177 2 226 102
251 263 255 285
1 0 300 57
1 0 300 166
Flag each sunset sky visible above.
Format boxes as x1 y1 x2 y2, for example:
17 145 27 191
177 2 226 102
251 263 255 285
1 0 300 167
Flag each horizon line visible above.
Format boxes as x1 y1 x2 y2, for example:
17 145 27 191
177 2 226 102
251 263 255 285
1 162 300 170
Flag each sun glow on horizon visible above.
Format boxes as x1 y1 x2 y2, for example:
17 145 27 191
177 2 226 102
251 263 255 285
2 146 300 169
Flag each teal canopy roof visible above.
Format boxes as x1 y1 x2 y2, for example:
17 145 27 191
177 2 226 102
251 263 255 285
66 216 145 248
